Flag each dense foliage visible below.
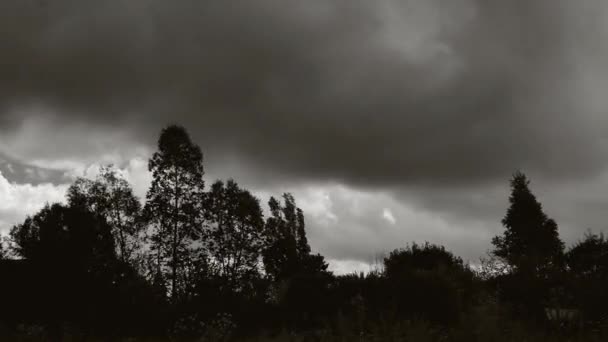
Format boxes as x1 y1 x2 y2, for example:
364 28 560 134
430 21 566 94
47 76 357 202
2 126 608 341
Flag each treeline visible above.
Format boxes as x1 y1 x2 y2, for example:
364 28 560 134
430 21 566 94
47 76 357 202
1 125 608 341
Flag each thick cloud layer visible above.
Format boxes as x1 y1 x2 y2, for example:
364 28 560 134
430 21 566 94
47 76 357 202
3 1 608 271
2 0 608 187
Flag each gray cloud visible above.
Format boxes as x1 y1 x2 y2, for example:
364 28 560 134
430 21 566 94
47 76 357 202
3 0 608 270
2 0 608 188
0 154 69 185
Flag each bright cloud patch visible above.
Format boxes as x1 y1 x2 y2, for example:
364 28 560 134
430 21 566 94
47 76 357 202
0 155 152 237
328 259 383 276
0 171 68 234
70 157 152 201
382 208 397 225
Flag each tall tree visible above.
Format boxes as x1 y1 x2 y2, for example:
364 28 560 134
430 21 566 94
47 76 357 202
67 165 143 263
203 179 265 292
263 194 328 281
144 125 205 300
492 172 564 276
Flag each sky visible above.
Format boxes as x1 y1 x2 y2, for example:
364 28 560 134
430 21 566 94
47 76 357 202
2 0 608 274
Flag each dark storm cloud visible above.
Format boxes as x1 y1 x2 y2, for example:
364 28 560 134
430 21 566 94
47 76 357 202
1 0 607 188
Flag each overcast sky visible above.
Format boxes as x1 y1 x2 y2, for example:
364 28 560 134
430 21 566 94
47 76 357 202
2 0 608 273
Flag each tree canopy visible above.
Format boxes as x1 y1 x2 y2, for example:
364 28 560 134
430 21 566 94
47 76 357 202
144 124 206 300
67 165 143 263
203 179 266 293
263 194 328 282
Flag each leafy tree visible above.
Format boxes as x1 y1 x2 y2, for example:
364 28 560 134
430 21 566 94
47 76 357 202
203 179 265 293
260 195 330 331
144 125 205 300
492 172 564 276
263 196 299 281
263 194 328 282
566 231 608 279
384 242 470 278
67 165 143 263
383 242 477 325
10 203 115 266
8 203 163 336
8 204 116 330
565 232 608 321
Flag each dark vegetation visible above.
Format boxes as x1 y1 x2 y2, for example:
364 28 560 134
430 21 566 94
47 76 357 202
1 125 608 341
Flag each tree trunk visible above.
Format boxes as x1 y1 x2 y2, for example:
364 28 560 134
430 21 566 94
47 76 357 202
171 171 180 300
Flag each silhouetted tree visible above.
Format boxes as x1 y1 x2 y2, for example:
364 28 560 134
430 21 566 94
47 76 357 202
567 232 608 279
565 232 608 322
9 203 117 334
203 179 265 293
67 165 143 264
384 242 470 278
14 119 608 339
144 125 205 300
262 194 328 281
8 203 163 337
492 172 564 276
260 194 330 331
490 173 565 324
383 242 477 325
10 203 115 266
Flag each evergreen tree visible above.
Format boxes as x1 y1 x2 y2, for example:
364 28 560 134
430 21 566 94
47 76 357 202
492 171 564 276
67 165 143 264
144 125 205 300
